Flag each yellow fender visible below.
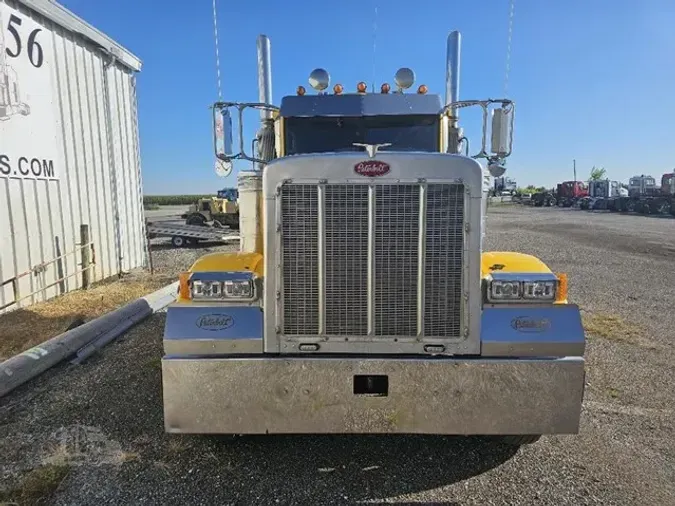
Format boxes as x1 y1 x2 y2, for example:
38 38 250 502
481 251 553 276
481 251 568 304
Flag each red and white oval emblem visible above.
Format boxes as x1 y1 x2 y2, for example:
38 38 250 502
354 160 390 177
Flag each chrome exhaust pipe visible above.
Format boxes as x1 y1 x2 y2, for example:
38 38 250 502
256 34 272 120
445 30 461 117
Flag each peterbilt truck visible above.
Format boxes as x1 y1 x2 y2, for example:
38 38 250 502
160 32 586 446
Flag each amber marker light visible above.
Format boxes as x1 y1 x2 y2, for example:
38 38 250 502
333 83 343 94
381 83 391 94
297 85 306 96
417 84 428 94
357 81 367 93
179 272 191 300
555 273 568 302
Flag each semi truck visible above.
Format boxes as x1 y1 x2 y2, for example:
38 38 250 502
613 174 670 215
556 181 589 207
160 32 586 446
581 179 625 211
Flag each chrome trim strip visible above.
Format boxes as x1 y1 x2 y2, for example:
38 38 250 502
367 184 376 336
317 183 326 335
416 182 428 337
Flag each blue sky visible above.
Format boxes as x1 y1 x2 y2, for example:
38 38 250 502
60 0 675 194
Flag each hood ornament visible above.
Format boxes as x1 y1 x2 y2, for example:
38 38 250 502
353 143 391 158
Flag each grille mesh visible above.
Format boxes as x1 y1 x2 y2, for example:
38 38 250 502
280 185 319 334
374 185 419 336
279 182 465 338
324 185 369 335
424 184 465 337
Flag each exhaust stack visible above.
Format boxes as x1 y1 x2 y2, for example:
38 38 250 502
445 31 461 114
445 31 462 154
256 34 273 120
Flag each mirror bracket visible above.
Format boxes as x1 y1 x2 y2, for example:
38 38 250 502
212 101 280 167
441 99 515 161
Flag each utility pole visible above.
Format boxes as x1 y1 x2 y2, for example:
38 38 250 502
573 159 577 182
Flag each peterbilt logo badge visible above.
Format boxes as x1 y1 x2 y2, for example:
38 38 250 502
196 314 234 331
354 160 390 177
511 317 551 333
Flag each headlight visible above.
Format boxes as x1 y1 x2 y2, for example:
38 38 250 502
485 273 560 304
186 273 257 301
489 279 521 301
522 280 556 300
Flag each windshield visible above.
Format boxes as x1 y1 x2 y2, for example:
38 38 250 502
284 115 440 155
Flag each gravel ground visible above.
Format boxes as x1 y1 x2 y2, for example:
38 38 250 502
1 205 674 505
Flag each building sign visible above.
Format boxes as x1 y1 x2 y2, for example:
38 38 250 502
0 4 59 180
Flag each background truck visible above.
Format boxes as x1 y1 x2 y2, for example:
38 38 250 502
614 175 662 214
492 175 517 196
556 180 589 207
582 179 624 211
160 31 586 447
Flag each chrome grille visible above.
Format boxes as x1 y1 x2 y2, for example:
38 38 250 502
279 182 465 339
280 185 319 335
374 185 419 336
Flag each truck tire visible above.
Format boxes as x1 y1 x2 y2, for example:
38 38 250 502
500 435 541 446
171 236 185 248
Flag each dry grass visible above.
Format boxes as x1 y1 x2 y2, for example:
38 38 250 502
582 311 656 348
0 464 70 505
0 274 172 361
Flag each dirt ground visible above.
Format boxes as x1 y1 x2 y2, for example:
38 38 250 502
0 205 674 505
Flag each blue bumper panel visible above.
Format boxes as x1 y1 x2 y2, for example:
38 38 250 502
163 305 263 355
480 304 585 357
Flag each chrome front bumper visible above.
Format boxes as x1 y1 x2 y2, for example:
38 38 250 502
162 356 585 435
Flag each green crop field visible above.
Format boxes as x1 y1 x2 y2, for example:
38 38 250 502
143 194 216 206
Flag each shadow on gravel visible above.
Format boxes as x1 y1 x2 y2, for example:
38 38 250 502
169 433 519 503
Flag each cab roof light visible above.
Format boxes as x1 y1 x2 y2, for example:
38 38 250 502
296 85 306 96
417 84 428 94
381 83 390 94
356 81 367 93
333 83 343 95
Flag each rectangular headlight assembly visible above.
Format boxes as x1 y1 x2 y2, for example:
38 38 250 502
485 273 562 304
180 272 258 302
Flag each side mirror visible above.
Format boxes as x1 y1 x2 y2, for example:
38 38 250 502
215 107 234 160
490 107 513 157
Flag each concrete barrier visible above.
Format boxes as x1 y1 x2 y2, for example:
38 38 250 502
0 281 178 399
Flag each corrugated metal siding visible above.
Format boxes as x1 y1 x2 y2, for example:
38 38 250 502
0 0 146 312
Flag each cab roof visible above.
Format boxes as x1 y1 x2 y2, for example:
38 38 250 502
279 93 443 118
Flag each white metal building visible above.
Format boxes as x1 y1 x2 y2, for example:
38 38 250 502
0 0 146 312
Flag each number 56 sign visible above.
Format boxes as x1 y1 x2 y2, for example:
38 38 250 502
3 11 45 68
